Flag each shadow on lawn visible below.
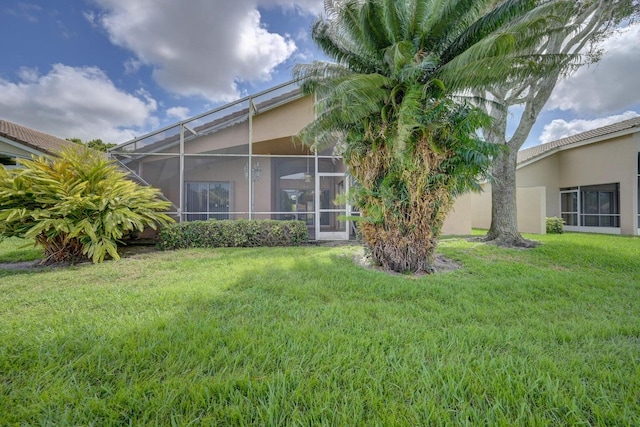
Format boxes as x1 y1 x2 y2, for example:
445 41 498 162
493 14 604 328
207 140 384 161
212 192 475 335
6 240 639 424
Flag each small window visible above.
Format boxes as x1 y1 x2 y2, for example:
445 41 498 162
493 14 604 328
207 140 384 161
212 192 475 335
0 155 17 166
561 183 620 229
185 181 232 221
560 189 578 226
580 183 620 227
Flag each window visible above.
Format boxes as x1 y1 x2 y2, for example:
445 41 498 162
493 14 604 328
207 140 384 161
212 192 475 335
0 154 17 166
560 187 578 226
580 184 619 227
560 184 620 229
185 182 232 221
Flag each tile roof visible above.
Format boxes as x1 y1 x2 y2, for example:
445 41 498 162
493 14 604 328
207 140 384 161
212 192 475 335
0 119 76 156
517 116 640 165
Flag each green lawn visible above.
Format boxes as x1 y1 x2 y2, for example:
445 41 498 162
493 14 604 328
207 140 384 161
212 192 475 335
1 233 639 425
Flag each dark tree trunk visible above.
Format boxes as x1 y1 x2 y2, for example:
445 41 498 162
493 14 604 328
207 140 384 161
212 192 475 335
485 148 538 247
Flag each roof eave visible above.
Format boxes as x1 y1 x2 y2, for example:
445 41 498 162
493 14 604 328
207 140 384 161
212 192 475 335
517 124 640 169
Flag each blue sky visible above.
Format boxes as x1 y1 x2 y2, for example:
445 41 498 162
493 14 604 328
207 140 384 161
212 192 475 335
1 0 639 148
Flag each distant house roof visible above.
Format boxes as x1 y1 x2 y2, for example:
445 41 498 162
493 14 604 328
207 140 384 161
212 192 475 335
517 116 640 166
0 119 76 156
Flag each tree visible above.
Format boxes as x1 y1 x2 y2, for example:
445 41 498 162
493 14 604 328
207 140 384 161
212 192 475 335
295 0 573 272
482 0 640 246
67 137 117 152
0 146 173 264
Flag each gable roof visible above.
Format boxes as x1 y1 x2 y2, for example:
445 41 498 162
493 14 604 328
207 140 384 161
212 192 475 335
517 116 640 166
0 119 76 156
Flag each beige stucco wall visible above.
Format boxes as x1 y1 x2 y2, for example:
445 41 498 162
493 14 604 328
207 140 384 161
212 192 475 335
470 185 492 230
469 184 546 234
553 134 637 234
517 154 560 218
442 193 473 235
471 132 640 235
180 95 314 155
252 96 314 144
516 186 546 234
185 120 249 154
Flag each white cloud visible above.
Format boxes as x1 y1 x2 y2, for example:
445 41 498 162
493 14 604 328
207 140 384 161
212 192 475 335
0 64 158 143
6 3 42 23
17 66 40 83
260 0 324 15
166 106 190 120
539 111 640 144
547 24 640 115
91 0 309 102
123 58 142 74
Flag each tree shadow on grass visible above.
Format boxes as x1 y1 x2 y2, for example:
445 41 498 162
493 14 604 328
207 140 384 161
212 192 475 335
1 247 407 424
5 242 638 425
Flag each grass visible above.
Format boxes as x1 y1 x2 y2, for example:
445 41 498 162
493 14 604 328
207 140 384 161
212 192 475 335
1 232 639 425
0 237 43 263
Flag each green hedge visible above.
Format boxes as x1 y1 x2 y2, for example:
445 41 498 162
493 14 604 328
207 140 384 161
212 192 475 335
546 216 565 234
158 219 309 250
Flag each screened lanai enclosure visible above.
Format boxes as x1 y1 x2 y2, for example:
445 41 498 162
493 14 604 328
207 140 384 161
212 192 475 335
109 81 356 240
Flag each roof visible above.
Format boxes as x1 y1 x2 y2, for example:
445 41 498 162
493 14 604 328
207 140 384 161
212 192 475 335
111 80 303 154
517 116 640 165
0 119 76 156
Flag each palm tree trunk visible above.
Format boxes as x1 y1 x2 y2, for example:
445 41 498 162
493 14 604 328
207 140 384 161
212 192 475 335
352 144 453 273
37 233 86 265
361 206 446 273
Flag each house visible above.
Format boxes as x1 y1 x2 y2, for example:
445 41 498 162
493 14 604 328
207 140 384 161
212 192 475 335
110 81 352 240
109 81 640 238
470 116 640 236
0 119 77 168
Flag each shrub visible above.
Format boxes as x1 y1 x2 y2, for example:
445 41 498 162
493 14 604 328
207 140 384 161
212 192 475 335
158 219 308 250
546 216 565 234
0 146 174 264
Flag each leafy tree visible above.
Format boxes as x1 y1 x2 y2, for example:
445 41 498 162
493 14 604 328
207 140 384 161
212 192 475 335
0 146 173 264
481 0 640 246
67 137 117 152
295 0 572 272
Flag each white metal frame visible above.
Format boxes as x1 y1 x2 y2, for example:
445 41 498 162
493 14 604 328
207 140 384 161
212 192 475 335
109 80 355 240
560 184 621 234
316 172 350 240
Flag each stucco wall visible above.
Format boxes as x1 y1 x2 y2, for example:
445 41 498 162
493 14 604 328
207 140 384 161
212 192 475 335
442 193 472 236
555 134 637 234
253 96 314 144
517 155 560 218
470 184 492 230
467 132 639 235
185 120 250 154
517 186 546 234
469 184 546 234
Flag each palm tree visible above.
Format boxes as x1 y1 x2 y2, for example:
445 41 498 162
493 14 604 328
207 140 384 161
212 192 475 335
295 0 572 273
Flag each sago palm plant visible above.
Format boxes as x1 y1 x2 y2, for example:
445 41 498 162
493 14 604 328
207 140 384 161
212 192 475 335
0 146 173 264
295 0 572 272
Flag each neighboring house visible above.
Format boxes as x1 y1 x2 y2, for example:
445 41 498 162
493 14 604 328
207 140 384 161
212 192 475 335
0 119 76 168
109 81 640 238
471 116 640 236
